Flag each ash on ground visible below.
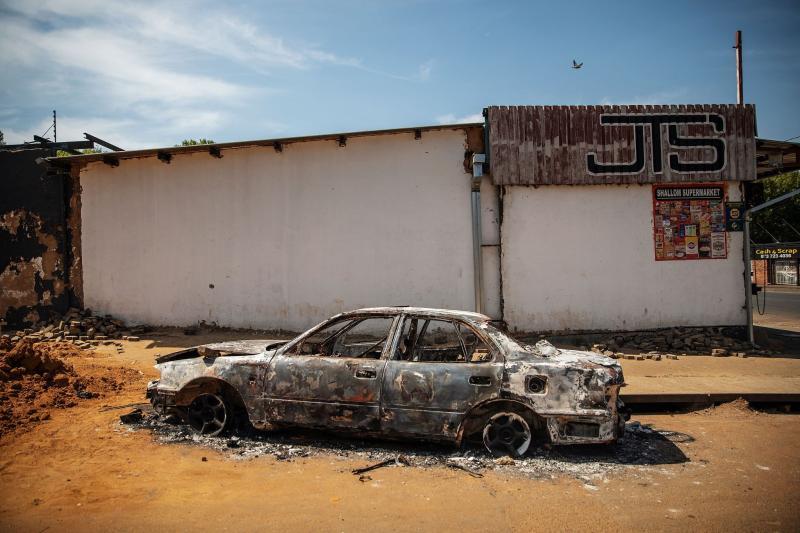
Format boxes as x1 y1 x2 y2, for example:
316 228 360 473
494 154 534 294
122 410 692 482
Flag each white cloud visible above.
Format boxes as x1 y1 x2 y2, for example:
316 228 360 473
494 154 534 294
350 58 435 82
599 88 690 106
435 112 484 125
417 60 434 82
1 24 249 105
0 0 432 149
2 0 368 74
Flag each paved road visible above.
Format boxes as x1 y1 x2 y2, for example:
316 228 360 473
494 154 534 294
754 287 800 332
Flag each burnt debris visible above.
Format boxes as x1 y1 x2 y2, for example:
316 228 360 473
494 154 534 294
122 407 690 481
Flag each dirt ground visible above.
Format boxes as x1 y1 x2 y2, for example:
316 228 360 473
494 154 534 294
619 354 800 394
1 329 799 532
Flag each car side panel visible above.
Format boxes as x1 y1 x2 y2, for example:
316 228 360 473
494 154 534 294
380 361 504 439
259 354 387 431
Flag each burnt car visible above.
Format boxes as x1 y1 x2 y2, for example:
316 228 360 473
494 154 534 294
147 307 626 456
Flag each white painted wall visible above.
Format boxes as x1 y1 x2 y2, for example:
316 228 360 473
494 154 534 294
501 184 746 332
80 129 478 331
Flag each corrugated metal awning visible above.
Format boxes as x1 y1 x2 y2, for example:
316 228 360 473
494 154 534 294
487 104 757 185
756 138 800 179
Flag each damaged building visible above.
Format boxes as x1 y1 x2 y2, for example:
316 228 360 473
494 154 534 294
3 104 797 334
0 147 83 327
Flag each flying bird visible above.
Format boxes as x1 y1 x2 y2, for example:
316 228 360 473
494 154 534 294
572 59 583 69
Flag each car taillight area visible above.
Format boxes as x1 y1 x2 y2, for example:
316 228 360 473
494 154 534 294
543 365 626 444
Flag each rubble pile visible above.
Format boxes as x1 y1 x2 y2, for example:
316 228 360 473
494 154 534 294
587 326 771 360
1 307 146 352
0 337 75 382
0 338 141 435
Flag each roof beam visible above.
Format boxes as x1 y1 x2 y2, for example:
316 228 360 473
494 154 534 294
1 139 94 151
84 132 123 152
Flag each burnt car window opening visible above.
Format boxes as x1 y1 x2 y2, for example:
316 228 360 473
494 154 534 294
395 317 491 363
288 316 394 359
454 322 493 362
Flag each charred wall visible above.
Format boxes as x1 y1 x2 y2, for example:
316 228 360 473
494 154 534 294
0 149 81 328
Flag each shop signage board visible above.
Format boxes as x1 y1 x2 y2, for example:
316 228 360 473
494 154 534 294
486 104 756 185
752 245 799 260
652 184 727 261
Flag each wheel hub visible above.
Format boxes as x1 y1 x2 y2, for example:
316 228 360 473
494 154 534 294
187 393 228 436
482 412 533 458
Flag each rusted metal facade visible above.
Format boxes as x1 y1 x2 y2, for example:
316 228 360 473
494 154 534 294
486 104 757 186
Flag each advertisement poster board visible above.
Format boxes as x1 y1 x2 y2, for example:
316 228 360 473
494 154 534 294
653 184 727 261
726 202 744 232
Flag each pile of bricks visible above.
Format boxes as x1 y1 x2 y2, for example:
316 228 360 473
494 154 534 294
588 326 773 360
0 308 147 351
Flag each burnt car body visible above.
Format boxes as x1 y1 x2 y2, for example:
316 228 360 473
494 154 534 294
147 307 626 456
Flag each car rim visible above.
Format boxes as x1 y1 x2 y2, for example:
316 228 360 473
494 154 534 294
482 412 532 458
187 393 227 436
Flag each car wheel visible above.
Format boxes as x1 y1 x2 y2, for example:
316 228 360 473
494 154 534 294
187 393 229 436
482 412 532 458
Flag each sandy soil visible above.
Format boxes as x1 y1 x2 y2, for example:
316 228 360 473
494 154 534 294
619 355 800 394
1 329 799 532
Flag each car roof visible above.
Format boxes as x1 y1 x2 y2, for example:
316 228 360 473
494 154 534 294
340 307 492 322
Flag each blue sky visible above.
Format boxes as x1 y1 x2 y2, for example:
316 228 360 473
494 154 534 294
1 0 798 149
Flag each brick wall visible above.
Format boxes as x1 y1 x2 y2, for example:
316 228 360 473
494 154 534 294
751 259 768 287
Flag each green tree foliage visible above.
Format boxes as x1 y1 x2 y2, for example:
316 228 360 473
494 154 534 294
751 171 800 244
179 138 215 146
56 148 103 157
0 130 5 145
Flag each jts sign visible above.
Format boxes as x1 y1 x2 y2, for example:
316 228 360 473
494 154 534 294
485 105 756 185
587 113 726 175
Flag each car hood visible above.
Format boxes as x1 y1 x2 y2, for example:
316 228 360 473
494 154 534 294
155 339 286 364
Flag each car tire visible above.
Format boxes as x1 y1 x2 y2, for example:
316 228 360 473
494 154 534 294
482 411 532 458
187 393 230 436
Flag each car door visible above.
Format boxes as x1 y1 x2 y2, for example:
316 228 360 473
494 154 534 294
259 314 399 432
380 315 504 440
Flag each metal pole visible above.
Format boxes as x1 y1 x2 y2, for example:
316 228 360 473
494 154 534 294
53 110 57 143
734 31 743 104
750 187 800 214
744 213 754 345
471 154 486 314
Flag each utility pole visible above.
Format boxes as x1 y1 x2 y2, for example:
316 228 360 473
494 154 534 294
53 110 57 143
734 30 743 104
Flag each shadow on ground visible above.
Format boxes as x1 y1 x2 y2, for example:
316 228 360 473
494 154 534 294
754 326 800 356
